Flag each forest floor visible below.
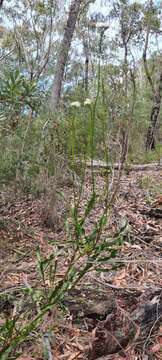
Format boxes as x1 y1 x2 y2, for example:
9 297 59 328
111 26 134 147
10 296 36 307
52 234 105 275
0 168 162 360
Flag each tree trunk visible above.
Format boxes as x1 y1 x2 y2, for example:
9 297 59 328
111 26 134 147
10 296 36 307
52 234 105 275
146 73 162 150
50 0 83 111
83 41 89 93
142 0 162 150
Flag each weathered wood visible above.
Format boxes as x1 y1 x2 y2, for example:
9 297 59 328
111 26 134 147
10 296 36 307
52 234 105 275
88 290 162 359
86 160 162 172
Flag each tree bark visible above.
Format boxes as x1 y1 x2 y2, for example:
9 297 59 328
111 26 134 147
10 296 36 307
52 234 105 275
50 0 83 111
83 41 89 93
142 0 162 150
146 73 162 150
142 20 154 94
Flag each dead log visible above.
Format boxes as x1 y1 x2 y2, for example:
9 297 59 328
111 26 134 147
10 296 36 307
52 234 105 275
86 160 162 172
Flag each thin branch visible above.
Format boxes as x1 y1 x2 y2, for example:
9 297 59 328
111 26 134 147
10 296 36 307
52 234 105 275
142 4 154 92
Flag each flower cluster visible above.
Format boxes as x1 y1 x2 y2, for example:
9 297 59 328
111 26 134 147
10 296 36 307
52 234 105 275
70 98 93 108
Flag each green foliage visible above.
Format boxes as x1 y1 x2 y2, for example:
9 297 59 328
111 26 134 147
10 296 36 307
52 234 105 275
0 86 124 357
0 122 40 187
128 144 162 164
138 174 162 201
1 0 162 357
0 69 42 122
0 185 124 358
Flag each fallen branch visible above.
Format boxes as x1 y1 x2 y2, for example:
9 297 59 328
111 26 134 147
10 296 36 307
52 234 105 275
86 160 162 172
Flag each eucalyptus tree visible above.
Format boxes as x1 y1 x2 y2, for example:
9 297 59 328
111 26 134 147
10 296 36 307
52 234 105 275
50 0 97 110
142 0 162 150
77 15 91 93
0 0 59 124
112 0 162 152
108 0 142 157
2 0 57 80
75 10 109 95
50 0 84 111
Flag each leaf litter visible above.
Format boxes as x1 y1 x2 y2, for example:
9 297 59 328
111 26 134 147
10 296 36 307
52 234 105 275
0 169 162 359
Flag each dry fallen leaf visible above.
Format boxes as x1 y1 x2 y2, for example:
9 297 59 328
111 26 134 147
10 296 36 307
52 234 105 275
150 343 161 353
67 351 81 360
159 326 162 334
157 336 162 345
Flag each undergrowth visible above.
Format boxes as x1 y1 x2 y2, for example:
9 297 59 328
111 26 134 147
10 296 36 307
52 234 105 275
0 91 127 358
0 46 155 357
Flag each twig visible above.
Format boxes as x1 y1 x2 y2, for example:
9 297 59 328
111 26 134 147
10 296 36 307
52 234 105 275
43 332 53 360
143 311 162 354
90 275 142 293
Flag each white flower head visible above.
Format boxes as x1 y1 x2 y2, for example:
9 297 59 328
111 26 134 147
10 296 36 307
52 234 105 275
95 22 109 29
84 98 93 106
70 101 81 108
